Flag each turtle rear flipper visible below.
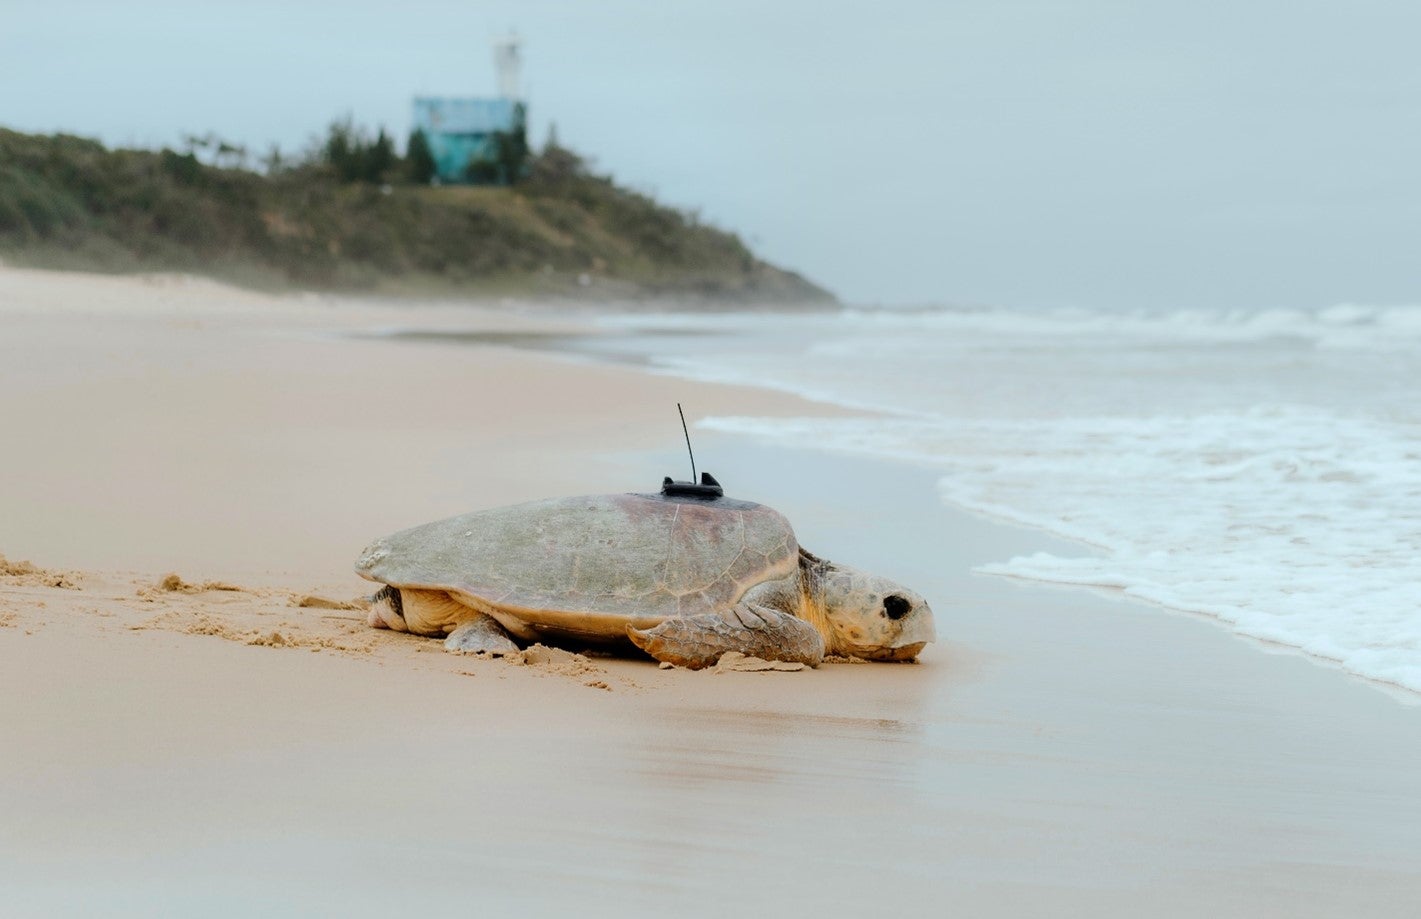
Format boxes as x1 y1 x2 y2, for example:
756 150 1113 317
627 604 824 670
445 613 520 656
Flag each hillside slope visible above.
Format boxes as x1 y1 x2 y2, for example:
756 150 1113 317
0 129 830 304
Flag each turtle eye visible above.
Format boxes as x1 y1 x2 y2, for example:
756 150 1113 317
883 595 911 620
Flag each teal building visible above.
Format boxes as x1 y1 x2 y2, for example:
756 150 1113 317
412 96 526 185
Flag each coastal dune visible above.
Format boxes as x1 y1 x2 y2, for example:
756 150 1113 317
2 265 1419 916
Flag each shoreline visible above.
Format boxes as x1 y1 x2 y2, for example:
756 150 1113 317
3 266 1419 916
987 563 1421 707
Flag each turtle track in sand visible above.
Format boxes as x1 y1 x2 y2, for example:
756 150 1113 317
0 556 656 690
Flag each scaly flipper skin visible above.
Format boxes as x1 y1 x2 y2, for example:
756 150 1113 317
626 604 825 670
444 613 520 655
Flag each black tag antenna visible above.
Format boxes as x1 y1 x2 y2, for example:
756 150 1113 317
661 403 723 499
678 402 697 483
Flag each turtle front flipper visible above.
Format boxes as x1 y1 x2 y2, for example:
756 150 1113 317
627 604 824 670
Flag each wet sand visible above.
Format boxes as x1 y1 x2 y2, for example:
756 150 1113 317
1 266 1419 916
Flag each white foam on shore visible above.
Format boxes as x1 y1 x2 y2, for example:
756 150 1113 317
619 303 1421 696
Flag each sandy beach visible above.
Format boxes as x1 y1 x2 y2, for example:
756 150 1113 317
2 265 1419 917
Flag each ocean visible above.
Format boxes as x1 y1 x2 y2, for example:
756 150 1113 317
596 303 1421 696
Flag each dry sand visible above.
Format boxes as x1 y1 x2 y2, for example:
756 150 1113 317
2 265 1419 917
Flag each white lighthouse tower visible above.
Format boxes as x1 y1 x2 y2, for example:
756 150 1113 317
493 33 522 101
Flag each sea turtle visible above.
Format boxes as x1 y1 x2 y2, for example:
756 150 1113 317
354 483 936 669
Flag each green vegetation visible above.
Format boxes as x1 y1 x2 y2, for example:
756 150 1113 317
469 125 531 186
321 118 396 185
0 125 829 303
405 129 436 186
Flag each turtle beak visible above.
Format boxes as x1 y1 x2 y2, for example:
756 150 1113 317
891 603 936 651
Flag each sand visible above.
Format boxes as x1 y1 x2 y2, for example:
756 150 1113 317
2 265 1419 917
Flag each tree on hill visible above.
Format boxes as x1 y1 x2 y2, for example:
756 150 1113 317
368 128 394 182
465 129 530 186
321 117 396 184
493 125 530 185
405 129 436 184
524 141 587 188
464 103 530 186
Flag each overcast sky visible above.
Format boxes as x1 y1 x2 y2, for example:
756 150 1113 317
2 0 1417 308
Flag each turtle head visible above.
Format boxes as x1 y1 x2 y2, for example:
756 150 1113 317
812 561 936 661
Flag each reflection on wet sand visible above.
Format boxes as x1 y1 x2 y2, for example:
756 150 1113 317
637 708 921 791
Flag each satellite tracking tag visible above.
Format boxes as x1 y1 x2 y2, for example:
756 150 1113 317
661 404 725 499
661 472 724 499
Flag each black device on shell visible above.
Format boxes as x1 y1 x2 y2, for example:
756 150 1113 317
661 471 724 499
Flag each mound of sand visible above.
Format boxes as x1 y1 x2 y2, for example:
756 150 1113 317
0 553 79 589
